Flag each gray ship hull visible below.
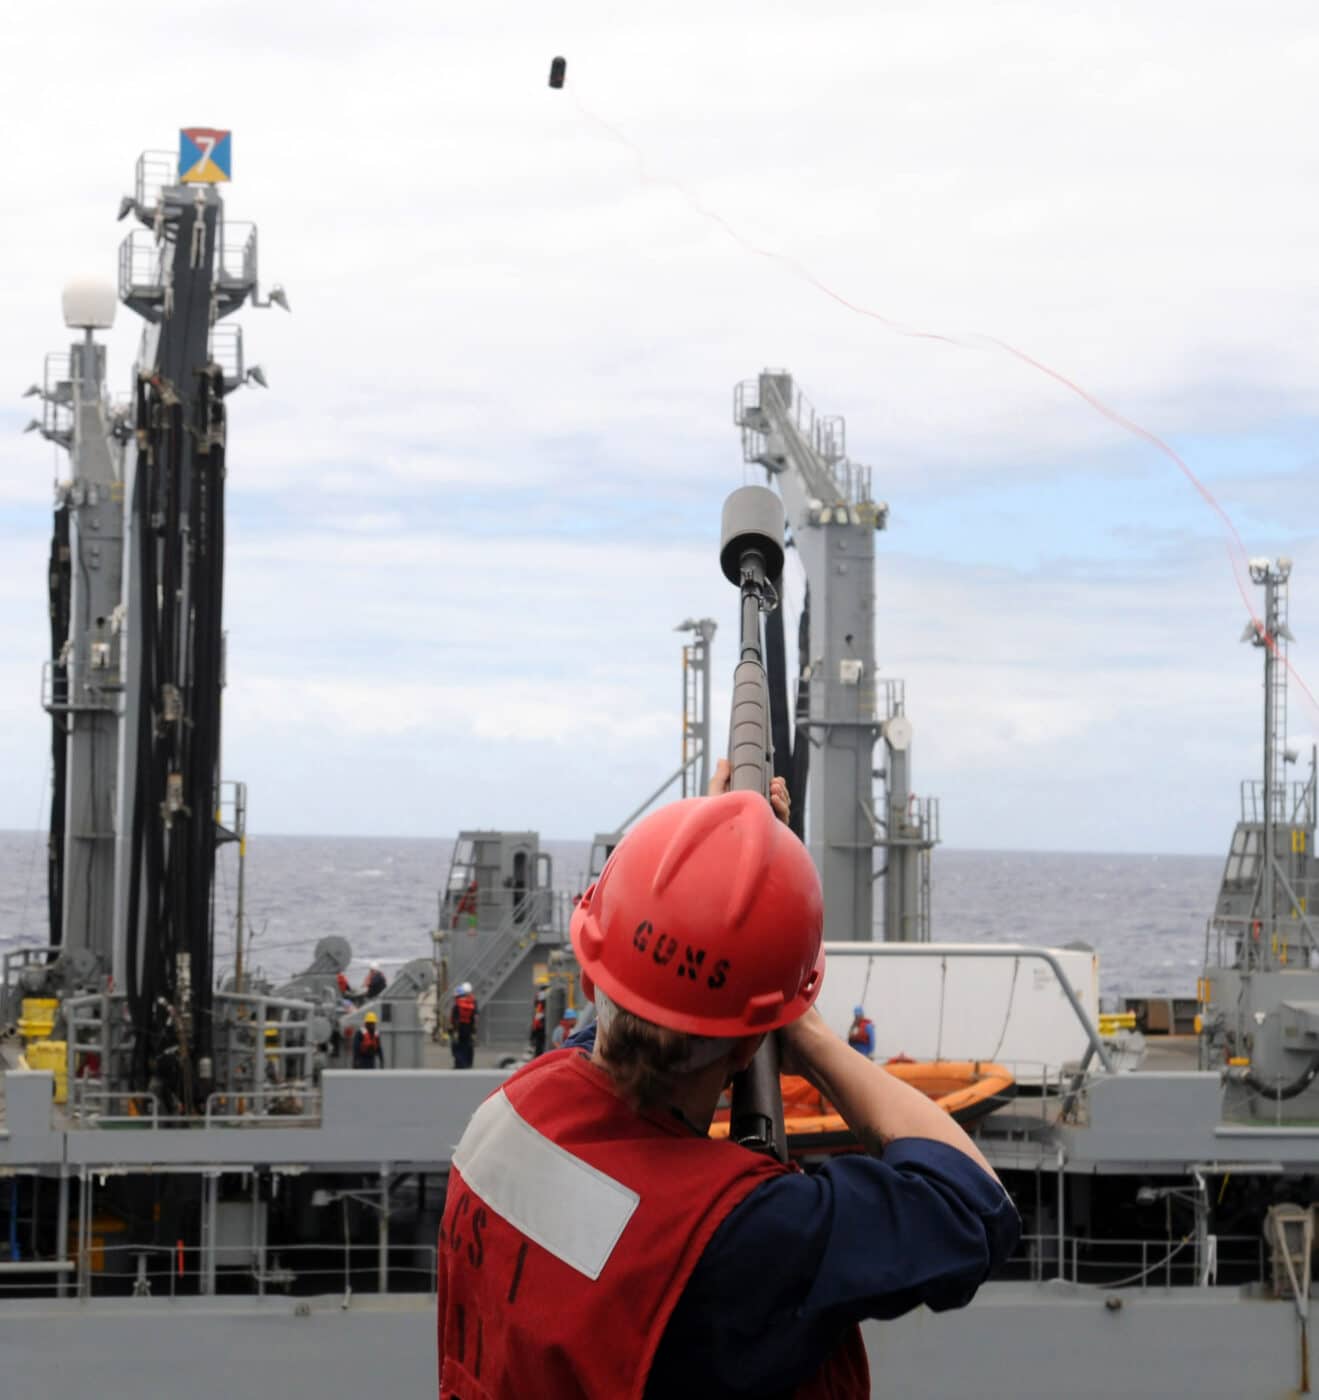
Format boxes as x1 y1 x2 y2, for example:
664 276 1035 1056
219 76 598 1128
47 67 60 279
2 1285 1309 1399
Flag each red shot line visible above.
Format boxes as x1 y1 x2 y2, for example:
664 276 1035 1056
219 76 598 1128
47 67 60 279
571 95 1319 719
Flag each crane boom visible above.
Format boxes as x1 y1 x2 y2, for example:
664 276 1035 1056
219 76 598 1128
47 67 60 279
734 369 936 943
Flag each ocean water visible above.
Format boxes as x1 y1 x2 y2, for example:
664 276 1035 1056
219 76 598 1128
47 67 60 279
0 830 1220 1000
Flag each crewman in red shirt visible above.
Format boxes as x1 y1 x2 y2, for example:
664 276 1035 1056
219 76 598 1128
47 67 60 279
438 766 1017 1398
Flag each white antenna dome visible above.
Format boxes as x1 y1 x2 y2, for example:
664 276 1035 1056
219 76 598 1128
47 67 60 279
61 275 117 331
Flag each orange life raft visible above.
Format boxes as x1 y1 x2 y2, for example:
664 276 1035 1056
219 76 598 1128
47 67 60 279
710 1060 1015 1154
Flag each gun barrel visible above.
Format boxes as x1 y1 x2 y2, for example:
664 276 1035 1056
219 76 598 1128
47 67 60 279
720 487 789 1161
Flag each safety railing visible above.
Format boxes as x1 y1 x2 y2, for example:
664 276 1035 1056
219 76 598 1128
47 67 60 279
1006 1231 1266 1290
208 322 244 388
66 1083 160 1128
40 350 73 442
0 1241 442 1302
816 413 846 463
134 150 177 209
41 658 121 715
204 1087 320 1126
1240 778 1313 827
118 229 165 302
217 220 257 287
734 370 873 508
65 1081 322 1130
1 947 56 1028
970 1059 1070 1128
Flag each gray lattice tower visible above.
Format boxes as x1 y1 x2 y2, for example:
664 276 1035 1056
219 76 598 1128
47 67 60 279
678 618 716 795
1249 558 1295 956
734 371 888 940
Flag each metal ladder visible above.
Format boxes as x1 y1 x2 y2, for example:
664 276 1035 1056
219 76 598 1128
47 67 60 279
439 891 550 1028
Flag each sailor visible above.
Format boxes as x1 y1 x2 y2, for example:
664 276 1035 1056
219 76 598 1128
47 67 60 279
263 1026 283 1085
336 970 361 1005
848 1004 876 1058
550 1006 578 1050
352 1011 384 1069
530 978 549 1057
450 982 479 1069
437 774 1018 1398
364 962 387 1000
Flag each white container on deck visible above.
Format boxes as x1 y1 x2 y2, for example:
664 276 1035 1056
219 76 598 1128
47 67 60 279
816 942 1100 1086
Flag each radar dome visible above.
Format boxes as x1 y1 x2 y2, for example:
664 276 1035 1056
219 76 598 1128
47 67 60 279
61 275 117 331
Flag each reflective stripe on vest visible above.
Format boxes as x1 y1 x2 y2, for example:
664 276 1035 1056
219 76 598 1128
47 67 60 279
454 1089 639 1281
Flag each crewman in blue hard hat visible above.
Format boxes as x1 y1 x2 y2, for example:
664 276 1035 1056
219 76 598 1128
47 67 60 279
550 1006 578 1050
848 1004 876 1058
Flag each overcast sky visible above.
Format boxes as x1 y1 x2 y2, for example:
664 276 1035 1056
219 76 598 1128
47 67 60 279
1 2 1317 854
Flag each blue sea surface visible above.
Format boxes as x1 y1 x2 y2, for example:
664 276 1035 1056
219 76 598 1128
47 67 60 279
0 830 1220 1000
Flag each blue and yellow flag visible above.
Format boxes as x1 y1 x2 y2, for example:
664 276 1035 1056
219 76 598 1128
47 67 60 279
179 128 232 184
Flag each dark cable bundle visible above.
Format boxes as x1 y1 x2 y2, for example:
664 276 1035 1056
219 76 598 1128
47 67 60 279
122 196 226 1110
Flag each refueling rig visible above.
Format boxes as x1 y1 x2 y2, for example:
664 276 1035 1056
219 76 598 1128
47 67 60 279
7 142 435 1120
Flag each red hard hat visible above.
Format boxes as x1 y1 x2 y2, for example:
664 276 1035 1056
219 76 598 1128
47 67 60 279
570 792 824 1037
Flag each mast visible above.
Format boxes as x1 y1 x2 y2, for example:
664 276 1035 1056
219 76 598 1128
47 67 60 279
733 370 937 940
1245 557 1296 965
26 278 126 970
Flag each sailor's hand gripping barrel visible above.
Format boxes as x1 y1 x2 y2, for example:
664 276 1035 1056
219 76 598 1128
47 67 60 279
720 485 789 1161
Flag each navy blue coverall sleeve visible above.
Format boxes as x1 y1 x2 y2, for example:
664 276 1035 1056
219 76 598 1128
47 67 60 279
564 1020 1020 1398
647 1140 1019 1396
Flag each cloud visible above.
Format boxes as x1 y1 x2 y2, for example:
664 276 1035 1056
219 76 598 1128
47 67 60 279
3 2 1319 854
230 674 672 745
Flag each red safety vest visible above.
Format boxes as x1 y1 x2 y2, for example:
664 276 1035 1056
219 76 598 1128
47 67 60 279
454 995 477 1030
531 1001 546 1032
848 1017 874 1047
336 972 350 995
437 1050 868 1400
359 1028 380 1056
